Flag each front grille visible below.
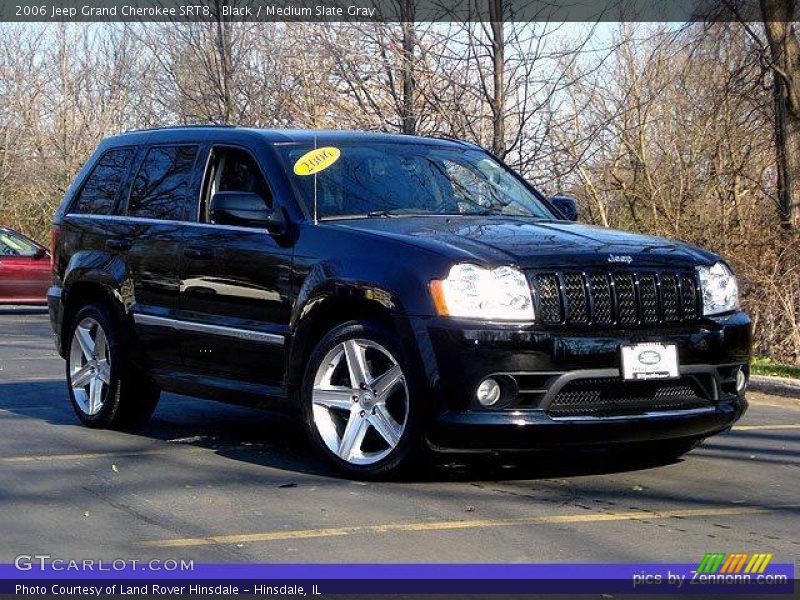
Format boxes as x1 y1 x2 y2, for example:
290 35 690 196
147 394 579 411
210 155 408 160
532 269 701 327
537 274 562 323
590 274 613 324
661 274 679 321
680 274 699 320
614 273 637 325
563 273 588 323
638 274 659 324
547 377 711 417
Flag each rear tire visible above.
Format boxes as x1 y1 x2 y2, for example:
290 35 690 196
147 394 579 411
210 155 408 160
301 320 424 479
65 303 160 429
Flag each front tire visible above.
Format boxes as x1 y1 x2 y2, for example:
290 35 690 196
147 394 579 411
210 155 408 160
66 303 160 429
301 320 422 479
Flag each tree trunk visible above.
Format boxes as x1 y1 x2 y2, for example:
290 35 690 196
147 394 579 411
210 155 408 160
399 1 416 135
761 0 800 227
214 0 233 123
772 72 800 228
489 1 505 157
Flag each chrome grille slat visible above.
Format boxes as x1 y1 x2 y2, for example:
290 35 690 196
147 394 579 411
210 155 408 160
532 269 701 327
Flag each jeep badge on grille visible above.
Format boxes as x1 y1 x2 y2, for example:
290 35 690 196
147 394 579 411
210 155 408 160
608 254 633 263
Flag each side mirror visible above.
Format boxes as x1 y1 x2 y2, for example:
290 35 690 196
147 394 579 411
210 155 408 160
549 195 578 221
210 192 286 234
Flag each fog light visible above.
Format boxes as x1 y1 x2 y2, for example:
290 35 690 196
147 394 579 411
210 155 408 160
476 378 501 407
736 368 747 394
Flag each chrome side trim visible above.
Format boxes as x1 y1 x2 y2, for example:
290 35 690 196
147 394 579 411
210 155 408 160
65 212 277 233
133 313 284 346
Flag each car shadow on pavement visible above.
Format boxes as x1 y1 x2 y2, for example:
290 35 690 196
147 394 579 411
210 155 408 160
1 379 793 484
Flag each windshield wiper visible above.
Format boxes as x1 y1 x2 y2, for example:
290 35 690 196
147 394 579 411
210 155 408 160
464 209 498 216
366 208 435 218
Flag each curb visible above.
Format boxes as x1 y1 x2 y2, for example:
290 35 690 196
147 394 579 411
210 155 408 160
749 375 800 399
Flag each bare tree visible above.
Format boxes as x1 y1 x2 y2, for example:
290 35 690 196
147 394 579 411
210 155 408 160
399 1 417 134
0 21 796 362
728 0 800 227
760 0 800 227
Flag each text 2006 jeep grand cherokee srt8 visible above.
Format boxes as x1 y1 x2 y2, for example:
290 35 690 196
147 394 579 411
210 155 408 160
48 127 751 477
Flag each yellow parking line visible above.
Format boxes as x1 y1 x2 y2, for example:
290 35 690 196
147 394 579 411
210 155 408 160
0 406 66 412
142 506 770 548
733 424 800 431
0 440 265 463
0 449 168 463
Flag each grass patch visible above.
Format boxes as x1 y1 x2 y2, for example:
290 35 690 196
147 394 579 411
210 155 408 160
751 357 800 380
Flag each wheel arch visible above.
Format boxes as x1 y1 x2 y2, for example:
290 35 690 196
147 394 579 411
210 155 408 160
286 288 412 394
60 255 133 353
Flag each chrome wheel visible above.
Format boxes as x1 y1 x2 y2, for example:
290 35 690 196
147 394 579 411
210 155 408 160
312 339 409 466
69 317 111 416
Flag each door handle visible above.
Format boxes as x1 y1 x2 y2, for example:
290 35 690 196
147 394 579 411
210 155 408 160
105 239 131 251
184 247 214 260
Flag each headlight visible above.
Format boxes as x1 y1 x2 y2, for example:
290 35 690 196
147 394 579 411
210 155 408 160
429 263 535 321
697 262 739 316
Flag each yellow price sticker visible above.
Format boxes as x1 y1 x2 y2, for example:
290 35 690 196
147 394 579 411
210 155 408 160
293 147 341 176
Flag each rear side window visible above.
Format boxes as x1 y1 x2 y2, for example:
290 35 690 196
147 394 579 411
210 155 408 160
127 145 198 221
71 148 134 215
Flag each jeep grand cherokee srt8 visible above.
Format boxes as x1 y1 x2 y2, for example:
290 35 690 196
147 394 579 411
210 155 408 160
48 127 751 477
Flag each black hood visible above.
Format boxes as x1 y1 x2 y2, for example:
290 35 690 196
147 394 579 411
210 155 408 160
335 216 718 269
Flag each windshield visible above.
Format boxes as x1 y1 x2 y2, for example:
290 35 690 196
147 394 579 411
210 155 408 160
0 230 40 257
276 142 554 220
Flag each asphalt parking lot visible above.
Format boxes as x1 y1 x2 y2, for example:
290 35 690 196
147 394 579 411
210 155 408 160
1 311 798 564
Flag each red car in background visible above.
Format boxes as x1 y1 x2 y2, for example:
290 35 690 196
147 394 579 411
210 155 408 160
0 226 51 305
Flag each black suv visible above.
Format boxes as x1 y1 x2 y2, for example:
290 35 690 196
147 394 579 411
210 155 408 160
49 127 751 477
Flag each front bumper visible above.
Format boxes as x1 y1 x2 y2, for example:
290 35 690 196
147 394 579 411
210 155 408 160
429 396 746 451
407 311 752 451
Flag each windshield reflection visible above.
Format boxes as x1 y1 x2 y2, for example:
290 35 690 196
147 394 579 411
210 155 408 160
277 142 553 220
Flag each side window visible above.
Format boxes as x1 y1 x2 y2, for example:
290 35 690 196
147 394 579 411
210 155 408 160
71 148 134 215
199 147 273 223
128 145 199 221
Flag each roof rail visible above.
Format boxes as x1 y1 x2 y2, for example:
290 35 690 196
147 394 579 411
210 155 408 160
417 133 476 147
122 124 238 134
